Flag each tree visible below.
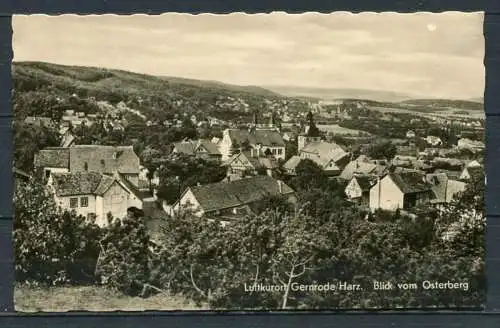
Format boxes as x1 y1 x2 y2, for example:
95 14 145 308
13 174 101 285
289 159 327 191
366 140 397 162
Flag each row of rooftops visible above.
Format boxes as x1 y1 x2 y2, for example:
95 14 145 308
34 145 140 174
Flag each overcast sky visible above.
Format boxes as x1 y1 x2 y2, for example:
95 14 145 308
12 12 484 99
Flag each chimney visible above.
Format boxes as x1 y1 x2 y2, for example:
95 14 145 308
277 180 283 194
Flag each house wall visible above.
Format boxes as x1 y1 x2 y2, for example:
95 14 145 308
100 182 141 223
345 179 362 199
219 131 233 161
369 176 404 211
176 189 204 217
121 173 140 187
55 193 98 220
260 146 285 160
45 167 69 178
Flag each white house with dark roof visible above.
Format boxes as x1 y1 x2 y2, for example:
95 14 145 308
48 171 143 227
223 150 279 181
34 145 141 187
168 175 296 221
219 128 286 161
369 172 434 211
172 139 222 160
339 156 388 181
345 175 377 205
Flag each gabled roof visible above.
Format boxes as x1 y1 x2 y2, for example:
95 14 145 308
283 156 302 171
34 148 70 169
340 159 386 180
35 145 140 174
173 139 221 156
183 175 294 213
60 134 76 148
51 172 117 197
426 173 467 203
68 145 139 174
462 166 483 178
24 116 54 126
353 175 377 191
225 152 260 169
387 171 433 194
300 141 346 156
227 129 285 147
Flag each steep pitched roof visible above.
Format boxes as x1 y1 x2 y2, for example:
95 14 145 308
184 175 294 213
225 151 260 169
283 156 302 171
173 139 221 156
51 172 118 197
24 116 54 127
354 175 377 191
462 166 483 178
68 145 139 174
388 171 433 194
34 148 70 169
227 129 285 147
300 141 346 156
426 173 467 203
340 160 386 180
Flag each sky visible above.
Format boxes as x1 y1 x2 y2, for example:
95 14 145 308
12 12 485 99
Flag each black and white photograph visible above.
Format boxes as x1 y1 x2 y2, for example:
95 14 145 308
11 12 485 311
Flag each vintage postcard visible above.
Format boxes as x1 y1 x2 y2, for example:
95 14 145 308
12 12 485 312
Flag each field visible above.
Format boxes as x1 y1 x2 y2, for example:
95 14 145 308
14 285 206 312
367 105 485 119
316 124 366 135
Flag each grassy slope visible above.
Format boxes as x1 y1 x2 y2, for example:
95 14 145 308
15 285 207 312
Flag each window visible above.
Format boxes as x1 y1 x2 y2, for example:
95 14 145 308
100 159 105 166
84 162 88 171
277 149 283 155
80 196 89 207
70 197 78 208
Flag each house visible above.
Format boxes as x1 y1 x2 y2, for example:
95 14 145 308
426 173 467 204
425 136 443 146
169 175 296 221
457 138 485 151
459 165 483 181
48 171 144 227
339 156 388 181
406 130 416 139
218 128 286 161
172 139 222 160
282 132 297 142
223 150 279 181
60 133 76 148
34 145 140 187
345 175 377 205
24 116 55 129
369 171 434 212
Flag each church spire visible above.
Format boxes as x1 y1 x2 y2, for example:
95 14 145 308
253 109 259 126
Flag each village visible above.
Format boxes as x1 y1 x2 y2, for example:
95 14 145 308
16 95 485 228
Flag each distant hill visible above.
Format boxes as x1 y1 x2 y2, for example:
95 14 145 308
158 75 280 98
12 61 288 120
399 99 484 111
264 85 418 103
